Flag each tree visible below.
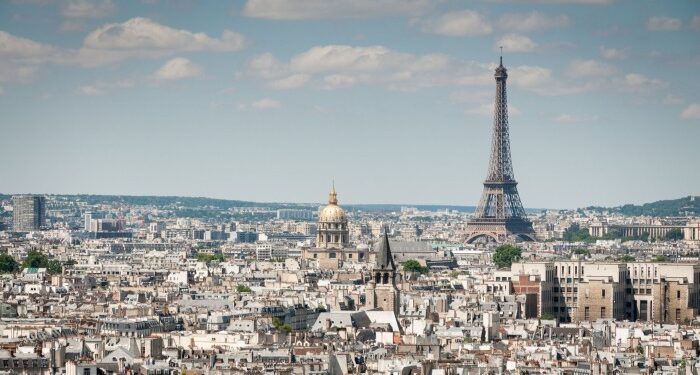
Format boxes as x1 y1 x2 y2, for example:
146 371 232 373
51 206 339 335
540 313 555 320
664 229 683 241
21 250 63 275
0 253 18 274
237 284 252 293
652 255 670 262
620 255 636 262
47 260 62 275
493 245 522 269
572 248 591 257
563 224 593 242
402 259 427 274
196 252 225 264
23 250 49 269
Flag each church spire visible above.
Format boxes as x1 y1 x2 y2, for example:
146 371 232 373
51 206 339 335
328 180 338 205
375 227 396 270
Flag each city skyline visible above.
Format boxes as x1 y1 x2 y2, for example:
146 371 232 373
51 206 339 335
1 0 699 208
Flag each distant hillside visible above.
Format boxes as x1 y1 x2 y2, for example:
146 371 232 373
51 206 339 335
585 196 699 217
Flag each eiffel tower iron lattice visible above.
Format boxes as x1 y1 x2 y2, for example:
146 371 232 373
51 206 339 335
465 56 535 244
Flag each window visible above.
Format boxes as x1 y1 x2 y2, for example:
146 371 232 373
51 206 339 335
676 309 681 322
84 369 91 375
600 307 606 319
584 306 590 321
602 289 606 298
677 290 681 299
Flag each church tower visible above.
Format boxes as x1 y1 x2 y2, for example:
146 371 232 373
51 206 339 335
366 230 400 317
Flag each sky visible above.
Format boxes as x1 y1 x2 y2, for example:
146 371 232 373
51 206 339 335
1 0 699 209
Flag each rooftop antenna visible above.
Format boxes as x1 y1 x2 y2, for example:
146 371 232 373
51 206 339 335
499 46 503 65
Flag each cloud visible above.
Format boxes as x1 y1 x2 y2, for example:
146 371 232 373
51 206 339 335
154 57 202 80
61 0 116 18
242 0 431 20
567 59 615 77
498 11 570 32
78 85 105 96
647 16 682 32
76 79 135 95
268 74 310 89
248 44 591 96
692 15 700 30
83 17 245 55
237 98 282 111
681 103 700 120
249 44 459 90
553 114 579 123
662 94 684 106
0 31 59 82
495 34 537 53
0 30 58 61
600 46 628 60
619 73 666 92
0 18 247 80
419 10 492 37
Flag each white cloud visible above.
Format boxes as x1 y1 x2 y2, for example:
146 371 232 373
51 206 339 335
83 17 245 54
498 11 570 32
0 61 40 83
647 16 682 32
243 0 431 20
268 74 310 89
509 65 551 88
249 44 458 90
0 30 58 61
78 85 105 96
251 98 281 110
600 46 628 60
76 79 135 95
419 10 492 37
567 59 615 77
0 18 247 77
553 114 579 123
248 44 590 96
619 73 666 92
691 15 700 30
154 57 202 80
61 0 115 18
681 103 700 120
495 34 537 53
662 94 684 105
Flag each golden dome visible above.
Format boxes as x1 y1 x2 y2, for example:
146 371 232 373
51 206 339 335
319 204 347 222
319 182 347 223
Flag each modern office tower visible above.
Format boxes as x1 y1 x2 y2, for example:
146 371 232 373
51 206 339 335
84 212 92 231
465 56 535 243
11 195 46 232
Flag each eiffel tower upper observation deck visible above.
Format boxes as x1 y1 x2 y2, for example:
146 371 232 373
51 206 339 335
465 56 535 244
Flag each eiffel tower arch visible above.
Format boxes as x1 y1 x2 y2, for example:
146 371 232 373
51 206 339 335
465 56 535 244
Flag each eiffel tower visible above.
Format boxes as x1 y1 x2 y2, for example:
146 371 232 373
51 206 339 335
465 56 535 244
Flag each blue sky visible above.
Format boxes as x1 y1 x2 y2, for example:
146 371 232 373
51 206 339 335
0 0 698 208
